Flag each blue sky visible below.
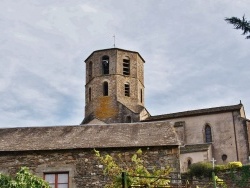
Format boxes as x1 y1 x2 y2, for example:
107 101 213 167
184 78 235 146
0 0 250 127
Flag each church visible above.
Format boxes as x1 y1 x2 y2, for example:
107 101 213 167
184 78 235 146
0 48 249 187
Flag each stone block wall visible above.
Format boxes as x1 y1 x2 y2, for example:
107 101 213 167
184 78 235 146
83 48 148 124
167 111 246 164
0 146 180 188
232 111 250 164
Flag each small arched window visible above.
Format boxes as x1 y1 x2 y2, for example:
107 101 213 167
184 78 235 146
205 124 212 143
126 116 132 123
187 159 192 168
123 57 130 75
89 61 93 79
103 82 108 96
102 56 109 75
89 87 92 102
222 154 227 161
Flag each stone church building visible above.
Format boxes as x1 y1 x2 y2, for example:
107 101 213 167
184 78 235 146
0 48 250 187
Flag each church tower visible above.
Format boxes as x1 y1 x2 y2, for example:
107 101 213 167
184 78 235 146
81 48 149 124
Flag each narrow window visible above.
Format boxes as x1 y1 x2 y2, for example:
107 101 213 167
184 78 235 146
140 89 143 103
102 56 109 75
187 159 192 168
126 116 132 123
125 83 130 97
205 124 212 143
103 82 108 96
123 57 130 75
89 87 92 102
89 61 93 79
44 172 69 188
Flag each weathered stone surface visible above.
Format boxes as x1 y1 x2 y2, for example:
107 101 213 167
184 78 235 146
0 147 180 188
145 103 250 171
83 48 149 124
0 121 180 151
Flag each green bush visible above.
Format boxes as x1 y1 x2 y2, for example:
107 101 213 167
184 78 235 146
187 161 247 187
188 161 243 178
189 162 213 178
228 161 242 168
0 167 50 188
214 164 228 172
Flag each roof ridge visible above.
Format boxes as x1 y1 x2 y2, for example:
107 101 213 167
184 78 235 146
85 48 145 62
144 103 243 122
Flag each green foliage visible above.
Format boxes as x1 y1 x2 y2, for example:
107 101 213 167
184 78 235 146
229 164 250 187
94 149 172 188
225 15 250 39
0 167 50 188
214 164 228 172
215 175 227 188
188 161 249 187
228 161 242 168
188 161 244 179
0 173 12 188
188 162 213 178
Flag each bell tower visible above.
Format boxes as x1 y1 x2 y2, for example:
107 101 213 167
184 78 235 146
81 48 149 124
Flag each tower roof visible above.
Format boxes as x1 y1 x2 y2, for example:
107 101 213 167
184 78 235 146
85 48 145 62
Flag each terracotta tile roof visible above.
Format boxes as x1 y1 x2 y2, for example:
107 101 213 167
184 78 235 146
143 104 243 122
180 143 211 154
0 121 180 152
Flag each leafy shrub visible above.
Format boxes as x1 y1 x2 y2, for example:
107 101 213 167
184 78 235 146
0 173 12 188
228 161 242 168
215 164 228 172
0 167 50 188
189 162 213 178
94 149 172 187
188 161 243 178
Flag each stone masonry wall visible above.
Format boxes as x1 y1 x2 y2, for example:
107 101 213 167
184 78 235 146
0 146 180 188
160 109 250 172
84 48 147 123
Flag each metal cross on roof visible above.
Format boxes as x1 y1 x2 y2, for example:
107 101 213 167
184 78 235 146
113 35 116 48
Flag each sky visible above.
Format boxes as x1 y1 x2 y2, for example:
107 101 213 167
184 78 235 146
0 0 250 128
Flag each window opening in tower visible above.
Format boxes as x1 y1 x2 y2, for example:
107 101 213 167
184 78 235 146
103 82 108 96
125 83 130 97
89 61 93 79
140 89 143 103
102 56 109 75
123 59 130 75
89 87 92 102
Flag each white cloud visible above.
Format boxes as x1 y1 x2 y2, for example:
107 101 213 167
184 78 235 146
80 4 97 13
0 0 250 127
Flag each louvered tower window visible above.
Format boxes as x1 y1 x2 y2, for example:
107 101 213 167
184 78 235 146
124 83 130 97
123 58 130 75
